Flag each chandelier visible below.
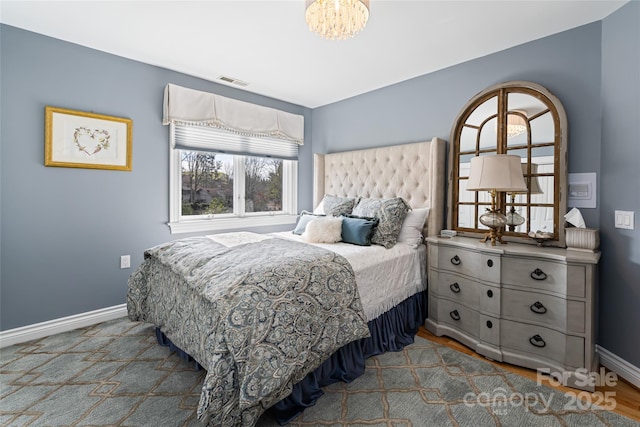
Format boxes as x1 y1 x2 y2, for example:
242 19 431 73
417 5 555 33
506 112 527 138
305 0 370 40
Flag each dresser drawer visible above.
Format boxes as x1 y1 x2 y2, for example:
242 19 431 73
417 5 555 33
502 288 585 333
501 320 584 369
432 271 479 305
502 257 585 297
435 245 500 283
435 299 479 338
431 272 501 317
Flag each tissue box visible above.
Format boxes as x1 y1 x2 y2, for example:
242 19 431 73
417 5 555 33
565 227 600 252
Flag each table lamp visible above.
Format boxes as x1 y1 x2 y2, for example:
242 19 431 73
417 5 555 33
506 163 543 231
466 155 528 245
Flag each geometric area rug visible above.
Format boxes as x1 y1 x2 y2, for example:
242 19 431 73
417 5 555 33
1 317 637 427
258 338 639 427
258 338 640 427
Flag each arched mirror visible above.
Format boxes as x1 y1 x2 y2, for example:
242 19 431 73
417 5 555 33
448 81 568 246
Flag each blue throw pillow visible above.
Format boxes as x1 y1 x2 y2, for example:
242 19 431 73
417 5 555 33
341 215 379 246
293 211 325 235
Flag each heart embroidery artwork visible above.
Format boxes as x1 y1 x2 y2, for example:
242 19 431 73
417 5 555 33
73 126 111 156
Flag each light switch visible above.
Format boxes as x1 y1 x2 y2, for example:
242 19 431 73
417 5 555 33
615 210 634 230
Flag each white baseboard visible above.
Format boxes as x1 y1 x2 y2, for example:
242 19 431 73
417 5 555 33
0 304 128 348
596 345 640 389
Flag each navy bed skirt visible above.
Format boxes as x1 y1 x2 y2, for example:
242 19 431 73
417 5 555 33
155 290 427 425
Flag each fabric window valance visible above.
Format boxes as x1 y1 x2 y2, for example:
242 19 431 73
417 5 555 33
163 84 304 145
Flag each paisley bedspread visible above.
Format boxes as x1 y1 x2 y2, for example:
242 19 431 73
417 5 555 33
126 234 370 426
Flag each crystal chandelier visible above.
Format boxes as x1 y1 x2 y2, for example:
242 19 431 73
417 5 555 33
506 112 527 138
305 0 370 40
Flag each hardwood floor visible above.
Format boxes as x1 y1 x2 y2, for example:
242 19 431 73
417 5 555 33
417 327 640 423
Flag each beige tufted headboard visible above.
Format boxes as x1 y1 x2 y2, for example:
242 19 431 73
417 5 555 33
313 138 447 237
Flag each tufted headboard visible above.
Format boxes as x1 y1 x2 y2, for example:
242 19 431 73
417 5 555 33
313 138 447 237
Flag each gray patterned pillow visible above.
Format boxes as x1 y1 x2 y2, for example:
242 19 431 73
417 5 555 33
322 195 359 217
351 197 411 248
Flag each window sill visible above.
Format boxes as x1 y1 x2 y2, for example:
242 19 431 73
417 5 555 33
168 214 297 234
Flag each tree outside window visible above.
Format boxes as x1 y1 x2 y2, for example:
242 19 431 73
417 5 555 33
181 150 283 217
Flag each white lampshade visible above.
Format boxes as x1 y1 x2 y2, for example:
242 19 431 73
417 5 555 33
526 163 543 194
511 163 543 194
466 155 528 193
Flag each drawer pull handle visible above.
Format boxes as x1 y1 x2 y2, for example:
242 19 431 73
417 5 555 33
450 255 461 266
487 259 494 267
486 320 493 328
487 290 493 298
530 301 547 314
530 268 547 281
450 310 461 321
450 283 461 293
529 334 546 348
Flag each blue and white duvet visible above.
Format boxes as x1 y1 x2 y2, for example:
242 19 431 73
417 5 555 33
127 233 370 426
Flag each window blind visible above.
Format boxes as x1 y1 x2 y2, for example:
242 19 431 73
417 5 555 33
172 124 299 160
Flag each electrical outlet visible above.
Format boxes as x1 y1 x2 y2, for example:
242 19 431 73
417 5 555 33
120 255 131 269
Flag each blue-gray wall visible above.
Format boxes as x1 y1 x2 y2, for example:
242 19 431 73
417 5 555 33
312 21 603 229
2 2 639 369
0 24 312 330
311 6 639 367
599 1 640 367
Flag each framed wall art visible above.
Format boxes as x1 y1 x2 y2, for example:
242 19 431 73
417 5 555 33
45 106 133 171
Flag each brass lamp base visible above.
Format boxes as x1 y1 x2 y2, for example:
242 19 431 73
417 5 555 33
479 226 507 246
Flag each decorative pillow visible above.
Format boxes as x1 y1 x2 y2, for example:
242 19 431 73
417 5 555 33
321 194 359 217
352 197 411 249
312 200 325 215
293 210 325 235
397 208 430 249
302 217 343 243
341 215 379 246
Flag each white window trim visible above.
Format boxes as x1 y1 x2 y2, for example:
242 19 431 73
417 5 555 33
168 144 298 234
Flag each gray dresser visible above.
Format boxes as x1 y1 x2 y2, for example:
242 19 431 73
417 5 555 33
425 236 600 391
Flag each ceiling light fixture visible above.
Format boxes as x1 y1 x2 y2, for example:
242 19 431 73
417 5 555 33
305 0 370 40
506 111 527 138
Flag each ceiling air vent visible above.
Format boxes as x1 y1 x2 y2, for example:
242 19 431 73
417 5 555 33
218 75 249 87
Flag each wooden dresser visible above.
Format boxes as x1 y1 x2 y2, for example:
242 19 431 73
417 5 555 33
425 236 600 391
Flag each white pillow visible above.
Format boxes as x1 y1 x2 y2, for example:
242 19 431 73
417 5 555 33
313 199 325 215
302 217 343 243
396 208 430 248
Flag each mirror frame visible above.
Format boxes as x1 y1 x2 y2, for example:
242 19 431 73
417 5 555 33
447 81 568 247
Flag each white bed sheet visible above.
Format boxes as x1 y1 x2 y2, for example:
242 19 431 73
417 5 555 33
207 231 427 321
275 232 426 321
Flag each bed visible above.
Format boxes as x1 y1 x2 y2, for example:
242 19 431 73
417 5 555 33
127 137 446 426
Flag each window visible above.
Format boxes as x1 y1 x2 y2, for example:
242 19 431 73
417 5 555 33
168 125 298 234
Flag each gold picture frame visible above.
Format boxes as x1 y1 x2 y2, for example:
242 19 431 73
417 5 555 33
45 106 133 171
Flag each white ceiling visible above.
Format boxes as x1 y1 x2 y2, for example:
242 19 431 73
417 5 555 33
0 0 627 108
